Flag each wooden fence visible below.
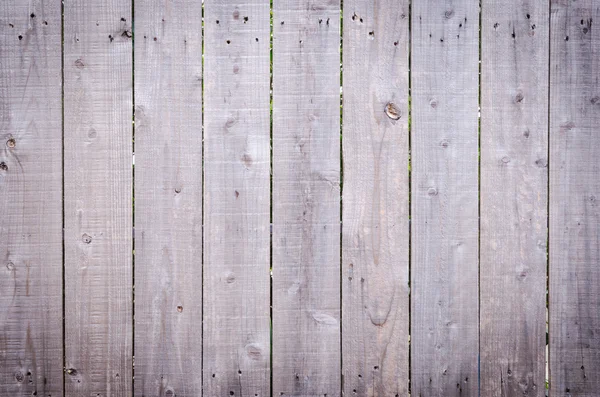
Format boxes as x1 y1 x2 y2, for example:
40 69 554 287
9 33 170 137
1 0 598 396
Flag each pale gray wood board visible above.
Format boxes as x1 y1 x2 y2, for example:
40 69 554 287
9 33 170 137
134 1 203 396
410 1 480 395
0 1 63 395
549 1 600 395
341 0 410 395
203 0 271 395
480 0 549 395
64 1 133 395
272 0 342 395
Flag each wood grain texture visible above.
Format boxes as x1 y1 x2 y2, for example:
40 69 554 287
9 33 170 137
0 1 63 396
63 1 133 396
480 1 549 395
272 0 341 395
203 1 271 396
341 0 410 395
134 1 203 396
549 1 600 395
411 1 480 395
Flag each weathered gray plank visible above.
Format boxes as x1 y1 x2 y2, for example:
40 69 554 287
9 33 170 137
202 1 271 396
63 1 133 395
0 2 63 396
549 1 600 395
341 0 410 395
411 1 480 395
272 0 341 395
480 1 549 395
133 1 203 396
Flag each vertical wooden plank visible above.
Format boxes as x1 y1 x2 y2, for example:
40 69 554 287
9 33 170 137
480 1 549 395
134 1 203 396
63 1 132 395
411 1 479 395
0 1 63 396
341 0 410 395
549 1 600 395
272 0 341 395
203 1 271 396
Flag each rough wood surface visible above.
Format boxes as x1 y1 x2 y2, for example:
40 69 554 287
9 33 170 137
341 0 410 395
63 1 133 395
203 1 271 396
480 1 549 395
549 1 600 395
0 1 63 396
411 1 480 395
134 1 203 396
272 0 341 395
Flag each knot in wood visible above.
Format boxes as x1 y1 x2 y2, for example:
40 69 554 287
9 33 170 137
385 102 401 120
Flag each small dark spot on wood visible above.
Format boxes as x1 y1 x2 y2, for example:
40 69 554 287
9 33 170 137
507 369 512 375
82 234 92 244
244 16 248 23
122 30 132 39
440 38 444 42
494 22 499 29
255 38 259 42
591 96 600 104
327 18 330 25
369 31 374 36
227 40 231 44
109 35 114 42
394 41 398 46
531 24 536 30
523 130 530 138
43 20 48 25
216 20 220 24
6 261 15 270
360 18 363 23
238 370 242 375
373 366 379 370
459 23 462 27
7 138 16 148
154 37 157 41
401 14 406 19
319 19 322 24
9 23 14 28
121 17 126 22
230 392 234 396
212 374 216 378
175 187 181 194
583 27 588 34
429 33 432 38
581 19 584 25
535 159 548 168
566 388 570 392
527 14 531 19
445 10 454 19
358 374 362 378
235 190 239 198
18 35 23 40
515 91 524 103
565 36 569 41
281 21 284 25
440 139 449 148
30 13 35 18
0 162 8 171
512 29 516 39
177 305 183 313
